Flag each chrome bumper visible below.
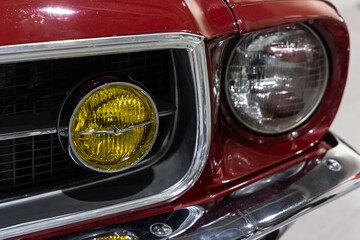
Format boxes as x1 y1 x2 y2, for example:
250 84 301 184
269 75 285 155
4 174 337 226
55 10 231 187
62 133 360 240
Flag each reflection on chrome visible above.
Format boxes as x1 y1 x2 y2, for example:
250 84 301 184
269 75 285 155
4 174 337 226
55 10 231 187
56 206 204 240
168 206 204 238
229 161 305 198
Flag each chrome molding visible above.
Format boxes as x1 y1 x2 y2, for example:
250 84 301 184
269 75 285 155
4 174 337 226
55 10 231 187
169 206 204 238
0 112 57 140
0 34 205 64
0 99 174 141
0 33 211 239
0 127 57 141
229 161 306 198
57 206 204 240
171 134 360 239
71 120 156 135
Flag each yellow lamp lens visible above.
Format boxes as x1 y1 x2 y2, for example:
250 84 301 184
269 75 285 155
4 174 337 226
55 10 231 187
95 236 137 240
69 82 158 172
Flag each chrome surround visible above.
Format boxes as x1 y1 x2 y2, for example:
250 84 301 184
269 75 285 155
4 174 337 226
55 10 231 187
0 127 57 141
0 33 211 239
68 82 160 173
0 34 205 64
224 23 329 135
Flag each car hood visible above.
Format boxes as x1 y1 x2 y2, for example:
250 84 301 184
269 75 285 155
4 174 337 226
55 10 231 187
0 0 237 45
227 0 323 6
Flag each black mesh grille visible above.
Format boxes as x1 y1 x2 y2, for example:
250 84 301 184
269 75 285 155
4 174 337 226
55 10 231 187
0 50 173 200
0 50 171 117
0 134 94 197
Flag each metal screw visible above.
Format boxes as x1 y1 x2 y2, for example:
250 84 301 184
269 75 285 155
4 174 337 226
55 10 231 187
150 223 173 237
59 127 69 137
325 159 342 172
290 131 298 139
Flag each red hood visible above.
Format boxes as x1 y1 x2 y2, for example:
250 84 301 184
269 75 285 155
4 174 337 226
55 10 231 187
0 0 237 45
226 0 327 6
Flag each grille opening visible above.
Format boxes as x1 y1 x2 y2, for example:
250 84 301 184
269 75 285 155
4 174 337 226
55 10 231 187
0 50 174 201
0 134 95 197
0 51 172 117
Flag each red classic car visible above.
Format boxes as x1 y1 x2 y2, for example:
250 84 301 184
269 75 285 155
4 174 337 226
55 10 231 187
0 0 355 239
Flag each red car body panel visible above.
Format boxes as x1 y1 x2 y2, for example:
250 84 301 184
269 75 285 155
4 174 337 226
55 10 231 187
229 1 342 33
0 0 237 45
2 0 349 239
226 0 322 6
212 0 349 186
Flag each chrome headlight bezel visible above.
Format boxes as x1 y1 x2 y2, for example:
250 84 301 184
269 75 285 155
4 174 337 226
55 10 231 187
224 23 329 135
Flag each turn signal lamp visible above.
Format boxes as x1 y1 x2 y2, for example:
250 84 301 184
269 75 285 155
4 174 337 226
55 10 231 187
69 82 159 173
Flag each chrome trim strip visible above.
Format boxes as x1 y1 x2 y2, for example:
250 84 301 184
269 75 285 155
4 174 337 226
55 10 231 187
171 134 360 240
158 109 176 117
57 206 204 240
0 128 57 141
0 33 211 239
71 120 156 136
229 161 306 198
0 112 57 140
0 34 204 64
169 206 204 238
0 108 172 141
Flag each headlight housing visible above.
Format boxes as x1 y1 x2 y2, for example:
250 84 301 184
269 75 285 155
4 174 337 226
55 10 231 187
69 82 159 173
225 24 328 134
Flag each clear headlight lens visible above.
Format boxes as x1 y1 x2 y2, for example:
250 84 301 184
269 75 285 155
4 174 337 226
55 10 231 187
69 82 158 172
225 24 328 134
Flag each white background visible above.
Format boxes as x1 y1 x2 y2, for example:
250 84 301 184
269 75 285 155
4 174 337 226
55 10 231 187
283 0 360 239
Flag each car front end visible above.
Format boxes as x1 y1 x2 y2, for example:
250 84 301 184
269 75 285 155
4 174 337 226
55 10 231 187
0 0 356 239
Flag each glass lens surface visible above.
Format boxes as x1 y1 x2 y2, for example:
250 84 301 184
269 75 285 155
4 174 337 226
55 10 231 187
70 84 158 171
226 24 328 134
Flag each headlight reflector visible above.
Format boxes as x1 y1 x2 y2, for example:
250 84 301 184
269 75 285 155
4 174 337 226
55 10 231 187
225 24 328 134
69 82 158 172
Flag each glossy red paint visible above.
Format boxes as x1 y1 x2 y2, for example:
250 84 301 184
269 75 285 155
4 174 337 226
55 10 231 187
0 0 237 45
226 0 316 7
6 1 350 239
230 1 343 34
176 1 349 195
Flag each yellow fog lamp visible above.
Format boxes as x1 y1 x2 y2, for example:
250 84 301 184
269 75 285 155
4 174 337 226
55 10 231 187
77 230 138 240
69 82 159 173
91 235 137 240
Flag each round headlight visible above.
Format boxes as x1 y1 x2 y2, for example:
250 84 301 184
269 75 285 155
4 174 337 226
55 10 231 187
225 24 328 134
69 82 158 172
